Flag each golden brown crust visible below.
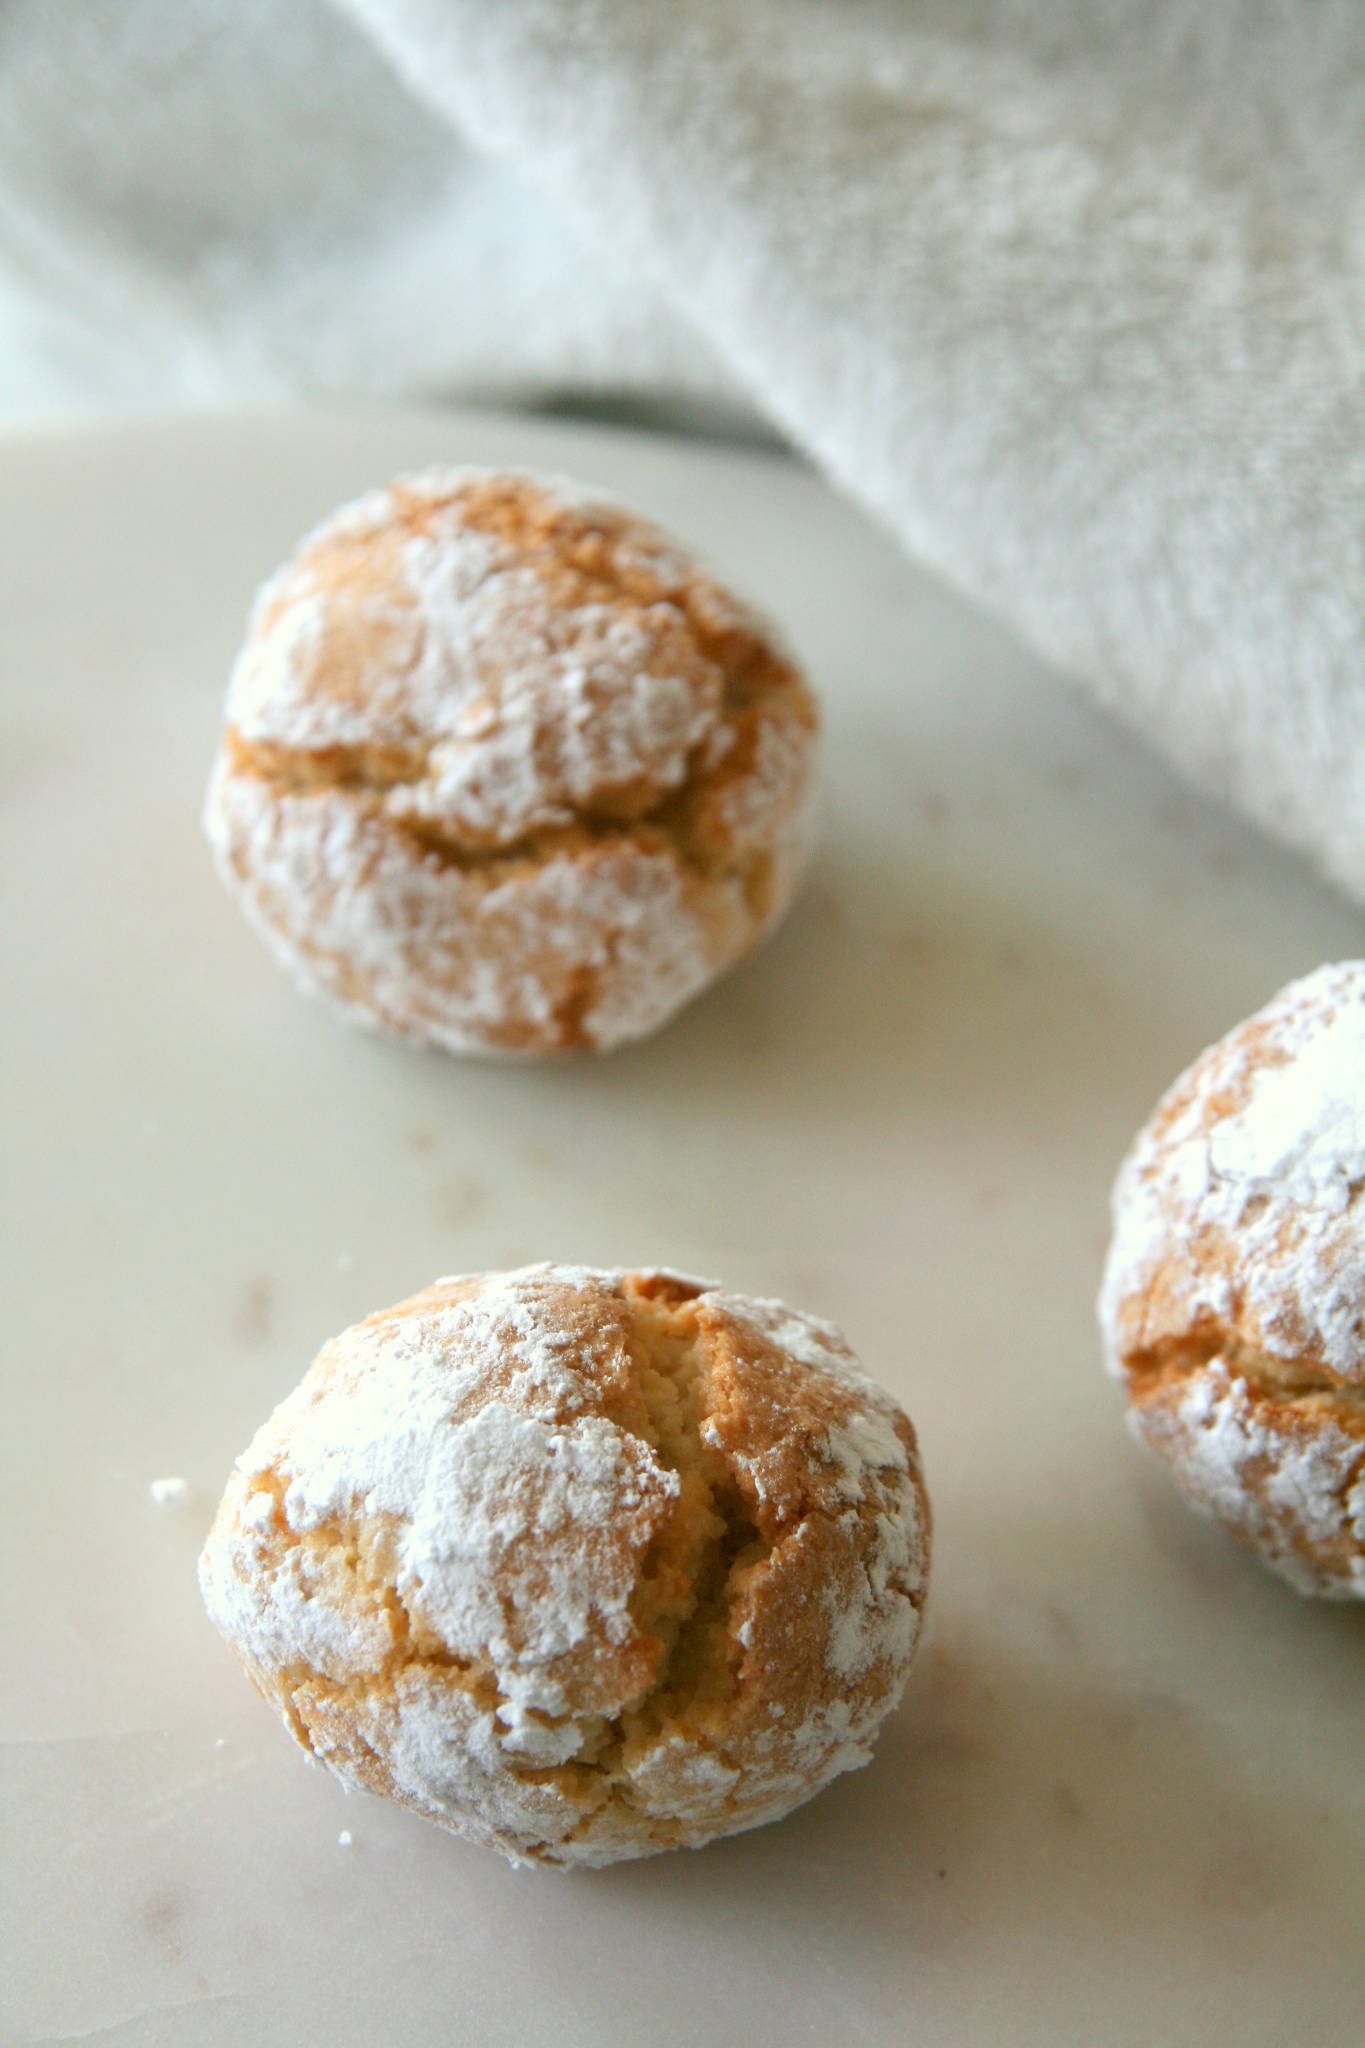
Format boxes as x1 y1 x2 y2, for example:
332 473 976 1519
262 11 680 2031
199 1265 930 1866
204 469 820 1055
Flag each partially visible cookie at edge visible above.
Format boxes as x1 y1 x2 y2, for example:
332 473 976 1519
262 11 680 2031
1100 961 1365 1597
198 1264 930 1868
204 469 820 1056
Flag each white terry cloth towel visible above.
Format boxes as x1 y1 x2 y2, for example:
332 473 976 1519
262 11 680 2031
3 2 1365 907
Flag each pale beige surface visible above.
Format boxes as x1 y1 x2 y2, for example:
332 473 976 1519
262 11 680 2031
2 408 1364 2046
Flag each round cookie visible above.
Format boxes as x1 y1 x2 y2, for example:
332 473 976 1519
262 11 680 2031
1100 961 1365 1597
204 469 819 1055
198 1265 930 1867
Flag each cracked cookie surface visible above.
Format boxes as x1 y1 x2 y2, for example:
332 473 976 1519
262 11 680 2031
204 470 820 1055
1100 961 1365 1597
198 1265 930 1866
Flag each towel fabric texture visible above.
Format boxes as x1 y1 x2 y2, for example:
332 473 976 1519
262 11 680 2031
2 0 1363 902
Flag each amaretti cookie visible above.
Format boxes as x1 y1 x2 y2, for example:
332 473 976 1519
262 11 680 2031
198 1265 930 1867
204 469 819 1055
1100 961 1365 1597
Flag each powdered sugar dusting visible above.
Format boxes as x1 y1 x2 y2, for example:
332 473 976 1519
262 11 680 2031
710 713 812 850
199 1485 399 1684
1101 961 1365 1598
227 468 732 848
1102 962 1365 1380
199 1265 929 1865
724 1295 919 1501
712 1291 928 1681
206 467 818 1056
217 1270 678 1711
229 587 332 737
1131 1362 1365 1598
206 763 722 1054
387 528 723 848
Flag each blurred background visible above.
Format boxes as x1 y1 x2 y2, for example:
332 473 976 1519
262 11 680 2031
0 0 757 435
5 0 1363 908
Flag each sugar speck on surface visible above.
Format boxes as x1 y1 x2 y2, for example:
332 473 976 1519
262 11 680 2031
149 1476 191 1507
337 1830 353 1848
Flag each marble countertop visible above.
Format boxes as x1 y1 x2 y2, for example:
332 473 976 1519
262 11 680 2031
3 406 1362 2047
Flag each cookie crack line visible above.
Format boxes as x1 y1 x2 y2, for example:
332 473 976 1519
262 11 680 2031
222 734 770 893
234 1398 907 1799
199 1266 930 1864
1123 1327 1365 1409
245 1463 771 1795
225 723 713 834
206 467 821 1058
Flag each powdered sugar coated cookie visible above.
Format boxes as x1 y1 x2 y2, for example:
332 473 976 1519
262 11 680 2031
199 1265 930 1866
205 470 819 1055
1100 962 1365 1597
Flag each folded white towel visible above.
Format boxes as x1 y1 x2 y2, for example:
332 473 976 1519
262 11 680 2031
3 0 1363 903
